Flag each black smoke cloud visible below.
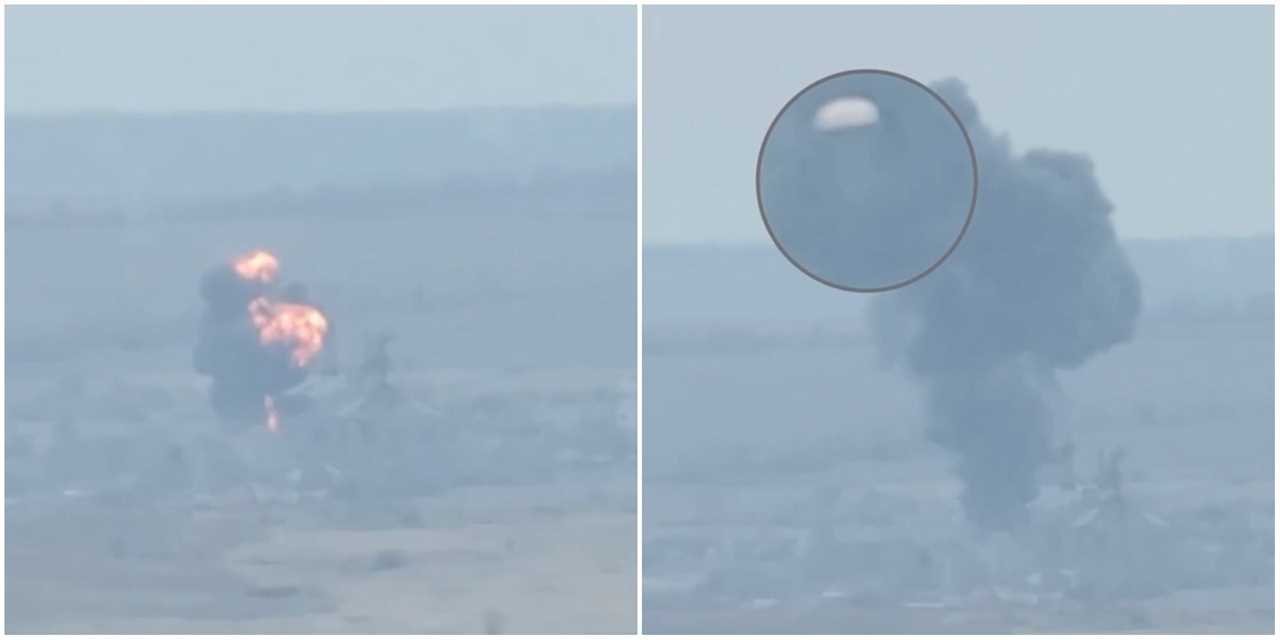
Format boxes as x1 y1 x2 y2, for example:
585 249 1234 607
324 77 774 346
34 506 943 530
759 72 976 289
869 79 1142 528
193 260 310 427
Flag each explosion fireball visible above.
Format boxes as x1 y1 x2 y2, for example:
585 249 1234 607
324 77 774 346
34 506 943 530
194 249 330 432
233 249 280 283
249 297 330 367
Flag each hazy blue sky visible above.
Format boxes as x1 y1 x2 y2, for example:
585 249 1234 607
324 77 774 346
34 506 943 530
6 6 635 113
645 5 1274 241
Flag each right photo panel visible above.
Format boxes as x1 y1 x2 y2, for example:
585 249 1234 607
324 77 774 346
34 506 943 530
643 5 1274 634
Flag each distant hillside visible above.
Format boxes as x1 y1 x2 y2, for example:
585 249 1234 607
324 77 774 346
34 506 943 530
644 235 1274 348
1123 235 1274 314
6 106 635 214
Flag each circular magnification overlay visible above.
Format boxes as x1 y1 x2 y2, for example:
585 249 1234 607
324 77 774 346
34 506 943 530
756 69 978 292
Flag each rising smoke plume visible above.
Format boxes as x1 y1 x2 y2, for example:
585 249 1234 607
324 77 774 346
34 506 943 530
194 250 329 431
869 79 1142 528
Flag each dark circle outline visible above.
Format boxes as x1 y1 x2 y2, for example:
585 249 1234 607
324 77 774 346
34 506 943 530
755 68 979 293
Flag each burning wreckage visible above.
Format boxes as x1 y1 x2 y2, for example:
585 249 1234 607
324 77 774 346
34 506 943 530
195 250 442 441
188 249 459 501
189 250 632 500
195 249 330 433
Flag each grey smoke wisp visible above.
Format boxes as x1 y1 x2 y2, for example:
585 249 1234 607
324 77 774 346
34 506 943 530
871 79 1142 529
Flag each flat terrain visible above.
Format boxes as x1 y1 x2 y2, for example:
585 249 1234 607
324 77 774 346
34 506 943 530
8 481 634 633
642 240 1274 634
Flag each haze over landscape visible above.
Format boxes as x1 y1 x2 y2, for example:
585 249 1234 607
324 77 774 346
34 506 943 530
643 5 1273 633
7 6 637 633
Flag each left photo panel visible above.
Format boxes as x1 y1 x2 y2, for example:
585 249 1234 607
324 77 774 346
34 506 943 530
6 5 636 634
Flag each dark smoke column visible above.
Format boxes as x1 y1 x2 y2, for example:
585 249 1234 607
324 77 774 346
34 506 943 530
871 80 1141 529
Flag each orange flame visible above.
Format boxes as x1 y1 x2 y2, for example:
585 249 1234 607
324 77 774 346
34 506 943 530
264 395 280 433
233 250 279 283
248 296 329 367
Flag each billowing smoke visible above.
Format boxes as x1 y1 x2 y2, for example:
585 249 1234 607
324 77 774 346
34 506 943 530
194 250 329 431
869 79 1142 528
